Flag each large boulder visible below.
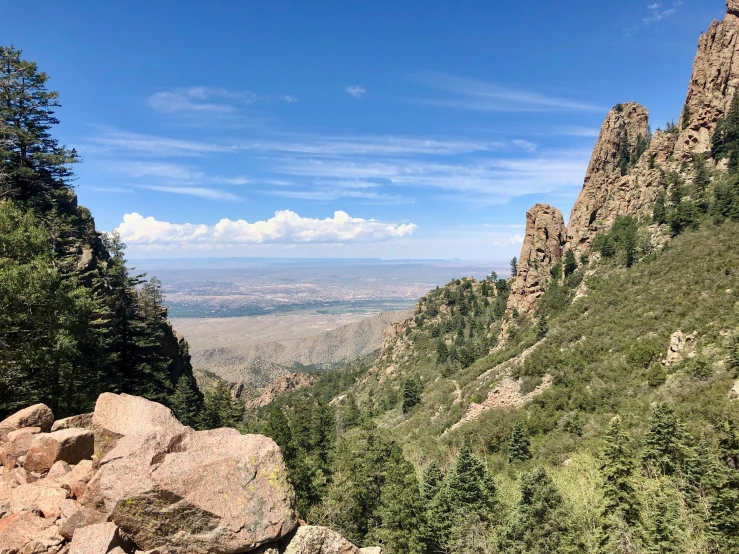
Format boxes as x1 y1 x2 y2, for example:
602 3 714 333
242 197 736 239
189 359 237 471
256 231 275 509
83 427 297 553
24 429 94 474
0 511 63 553
0 404 54 434
91 393 185 460
1 428 41 470
51 413 93 433
285 526 361 554
0 480 69 519
68 522 127 554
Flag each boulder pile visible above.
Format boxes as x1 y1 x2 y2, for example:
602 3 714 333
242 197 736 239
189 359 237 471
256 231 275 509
0 394 376 554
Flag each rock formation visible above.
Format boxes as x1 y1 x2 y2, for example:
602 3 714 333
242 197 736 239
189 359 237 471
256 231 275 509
674 0 739 160
506 204 566 316
505 0 739 318
247 373 317 411
0 396 377 554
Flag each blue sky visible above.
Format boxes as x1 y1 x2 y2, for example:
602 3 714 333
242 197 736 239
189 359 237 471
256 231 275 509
2 0 725 259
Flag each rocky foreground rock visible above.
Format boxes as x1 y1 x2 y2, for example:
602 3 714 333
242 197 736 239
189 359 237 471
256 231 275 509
0 394 377 554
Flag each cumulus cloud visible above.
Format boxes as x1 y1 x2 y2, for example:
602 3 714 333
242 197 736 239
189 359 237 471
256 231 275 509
346 86 367 98
116 210 418 248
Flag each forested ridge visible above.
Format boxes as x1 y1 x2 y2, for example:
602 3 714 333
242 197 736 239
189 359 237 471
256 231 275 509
0 45 205 420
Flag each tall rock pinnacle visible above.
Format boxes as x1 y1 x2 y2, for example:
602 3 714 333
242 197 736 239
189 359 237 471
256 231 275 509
505 204 566 317
674 0 739 159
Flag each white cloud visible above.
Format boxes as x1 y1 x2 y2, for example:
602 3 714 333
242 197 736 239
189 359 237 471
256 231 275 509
273 149 591 201
513 139 537 152
116 210 418 248
414 72 602 112
147 87 296 113
88 129 505 158
136 186 243 201
346 85 367 98
643 1 682 24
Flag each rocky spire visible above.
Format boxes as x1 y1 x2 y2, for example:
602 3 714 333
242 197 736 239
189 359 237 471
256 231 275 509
505 204 566 316
566 102 652 255
674 0 739 159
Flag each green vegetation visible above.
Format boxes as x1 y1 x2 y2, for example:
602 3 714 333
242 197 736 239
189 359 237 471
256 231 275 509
0 46 203 419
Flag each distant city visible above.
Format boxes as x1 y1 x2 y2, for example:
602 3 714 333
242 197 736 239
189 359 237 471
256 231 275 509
133 258 508 318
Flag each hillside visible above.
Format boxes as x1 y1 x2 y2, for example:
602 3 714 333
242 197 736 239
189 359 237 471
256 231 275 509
185 310 410 388
250 3 739 553
0 46 203 421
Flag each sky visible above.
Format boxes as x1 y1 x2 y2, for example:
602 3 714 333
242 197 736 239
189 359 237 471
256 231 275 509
2 0 726 259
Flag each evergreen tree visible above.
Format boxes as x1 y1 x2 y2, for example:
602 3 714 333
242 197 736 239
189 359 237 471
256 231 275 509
428 444 498 553
341 393 361 429
263 406 295 461
618 133 631 176
642 403 688 476
712 91 739 171
510 256 518 278
564 249 577 277
653 190 667 224
499 467 578 554
692 153 711 212
169 374 201 427
366 445 427 554
598 417 641 553
681 103 691 130
422 461 445 503
508 422 532 463
536 315 548 340
402 377 422 413
0 46 78 211
708 421 739 551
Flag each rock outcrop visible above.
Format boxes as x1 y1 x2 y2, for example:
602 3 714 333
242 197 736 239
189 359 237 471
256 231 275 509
674 0 739 159
505 1 739 318
565 102 657 256
247 373 317 411
0 395 364 554
506 204 566 316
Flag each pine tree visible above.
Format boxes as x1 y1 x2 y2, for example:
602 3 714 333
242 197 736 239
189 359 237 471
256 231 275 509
422 461 445 503
598 417 641 553
499 467 577 554
653 191 667 224
564 249 577 277
681 103 691 130
642 403 688 476
170 374 201 427
712 91 739 171
0 46 79 211
263 406 295 461
508 422 532 463
341 393 361 429
536 315 548 340
618 133 631 176
402 377 422 413
366 445 427 554
510 257 518 278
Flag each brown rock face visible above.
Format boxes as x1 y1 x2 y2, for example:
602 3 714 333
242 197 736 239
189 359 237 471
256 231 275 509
284 526 360 554
68 522 126 554
91 393 186 460
248 373 317 411
0 511 63 553
24 429 94 474
674 2 739 159
0 404 54 434
51 413 93 433
506 204 566 315
566 103 655 255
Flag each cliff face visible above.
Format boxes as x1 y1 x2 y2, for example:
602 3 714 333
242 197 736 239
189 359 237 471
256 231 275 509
506 204 566 316
566 102 658 256
506 0 739 318
674 1 739 159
